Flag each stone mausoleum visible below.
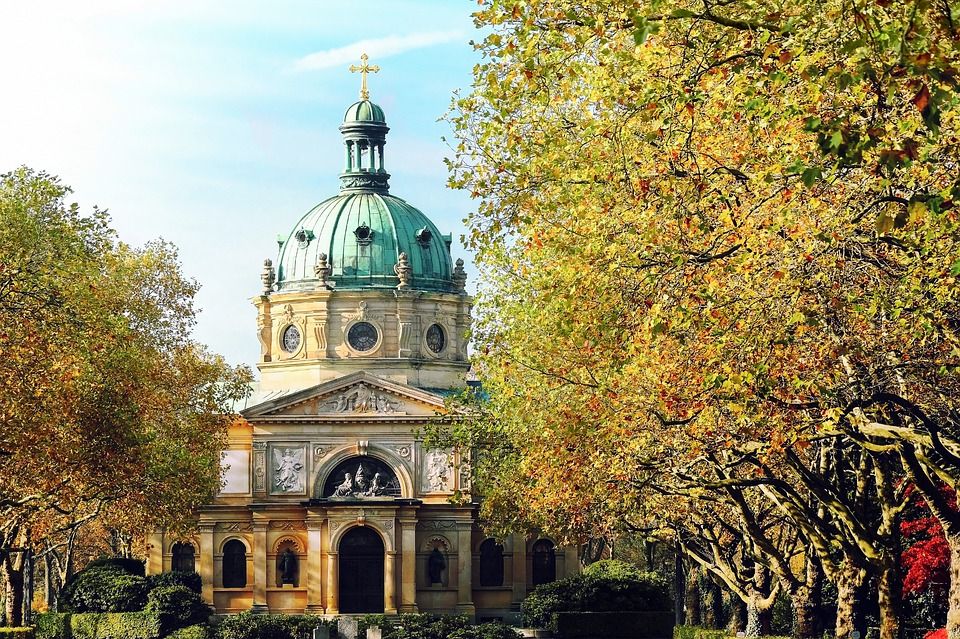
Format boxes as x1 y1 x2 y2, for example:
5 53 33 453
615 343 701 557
145 57 577 620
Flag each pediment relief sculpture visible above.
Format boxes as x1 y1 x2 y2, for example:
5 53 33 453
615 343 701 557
321 382 403 414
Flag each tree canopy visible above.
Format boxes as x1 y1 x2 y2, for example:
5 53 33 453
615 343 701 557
447 0 960 637
0 167 250 625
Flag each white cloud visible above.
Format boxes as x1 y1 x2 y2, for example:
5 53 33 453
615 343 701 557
292 31 464 71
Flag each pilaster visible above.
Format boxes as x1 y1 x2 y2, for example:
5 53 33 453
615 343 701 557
511 533 526 610
399 516 418 613
198 524 215 605
326 552 339 614
251 521 268 613
146 532 163 576
305 515 325 612
455 522 475 617
384 550 398 614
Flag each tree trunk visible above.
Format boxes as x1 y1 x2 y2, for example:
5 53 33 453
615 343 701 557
729 593 746 634
877 561 901 639
946 534 960 639
794 553 824 639
704 578 724 630
675 542 686 626
686 565 702 626
745 597 762 638
836 564 867 639
1 559 24 627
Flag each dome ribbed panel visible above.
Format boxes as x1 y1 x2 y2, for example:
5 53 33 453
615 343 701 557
275 193 454 292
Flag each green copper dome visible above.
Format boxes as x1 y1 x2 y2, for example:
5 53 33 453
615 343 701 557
273 96 459 293
276 193 454 291
343 100 386 123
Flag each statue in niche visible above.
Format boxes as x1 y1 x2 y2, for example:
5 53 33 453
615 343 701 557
425 451 450 492
428 547 446 585
277 548 298 586
273 448 304 493
394 252 412 290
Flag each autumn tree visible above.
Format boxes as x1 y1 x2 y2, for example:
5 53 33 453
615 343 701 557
448 0 959 637
0 168 250 625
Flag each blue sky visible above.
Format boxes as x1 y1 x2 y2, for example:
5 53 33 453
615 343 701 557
0 1 482 371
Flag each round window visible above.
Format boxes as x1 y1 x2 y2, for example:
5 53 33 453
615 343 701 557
281 325 301 353
347 322 379 352
425 324 446 354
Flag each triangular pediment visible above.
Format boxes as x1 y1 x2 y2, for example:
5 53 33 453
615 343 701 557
241 372 449 419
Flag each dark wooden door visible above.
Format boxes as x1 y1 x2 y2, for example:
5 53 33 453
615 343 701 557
339 527 384 613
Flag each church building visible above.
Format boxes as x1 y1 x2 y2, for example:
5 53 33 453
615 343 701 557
145 56 577 620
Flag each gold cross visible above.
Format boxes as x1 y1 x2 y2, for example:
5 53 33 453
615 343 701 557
349 53 380 101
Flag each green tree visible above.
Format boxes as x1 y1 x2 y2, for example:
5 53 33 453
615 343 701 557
448 1 959 637
0 168 250 626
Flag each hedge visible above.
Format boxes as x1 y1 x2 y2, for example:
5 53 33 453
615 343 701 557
0 628 35 639
144 585 210 634
554 612 673 638
59 567 150 613
213 613 335 639
34 612 162 639
523 572 672 628
166 626 210 639
673 628 790 639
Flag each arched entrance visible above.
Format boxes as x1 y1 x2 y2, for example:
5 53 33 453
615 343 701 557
339 526 384 613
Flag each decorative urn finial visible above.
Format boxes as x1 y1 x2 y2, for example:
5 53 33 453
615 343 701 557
314 252 333 289
452 258 467 293
394 252 413 290
261 258 276 295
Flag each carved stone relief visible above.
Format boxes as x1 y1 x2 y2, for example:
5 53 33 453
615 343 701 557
313 445 330 463
252 442 267 494
269 521 307 531
320 383 401 414
417 520 456 531
393 445 412 460
422 450 452 493
271 446 306 494
216 522 254 532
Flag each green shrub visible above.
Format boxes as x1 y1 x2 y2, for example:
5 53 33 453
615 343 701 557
146 572 202 595
448 622 523 639
166 626 210 639
213 613 331 639
83 558 146 577
522 572 673 628
60 566 150 613
0 628 35 639
354 614 471 639
672 627 728 639
69 613 162 639
144 585 210 634
583 560 648 582
36 614 72 639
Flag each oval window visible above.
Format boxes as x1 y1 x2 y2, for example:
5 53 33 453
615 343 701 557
281 325 301 352
425 324 445 354
347 322 379 352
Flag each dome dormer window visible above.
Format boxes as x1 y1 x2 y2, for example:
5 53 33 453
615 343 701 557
354 223 374 246
294 228 314 248
415 227 432 247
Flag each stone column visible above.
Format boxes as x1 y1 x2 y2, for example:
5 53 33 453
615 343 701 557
399 517 418 613
146 532 163 575
384 551 398 614
511 534 526 611
455 522 475 617
196 525 215 605
326 552 339 614
563 545 580 578
305 516 324 612
251 521 268 613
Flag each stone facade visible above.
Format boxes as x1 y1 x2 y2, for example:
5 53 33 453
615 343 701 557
145 71 578 620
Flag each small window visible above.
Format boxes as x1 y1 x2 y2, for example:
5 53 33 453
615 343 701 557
171 542 196 573
425 324 446 354
347 322 379 352
281 325 301 353
479 539 504 587
532 539 556 586
222 539 247 588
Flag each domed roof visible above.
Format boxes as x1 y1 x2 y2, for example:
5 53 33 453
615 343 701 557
276 192 455 292
343 100 386 124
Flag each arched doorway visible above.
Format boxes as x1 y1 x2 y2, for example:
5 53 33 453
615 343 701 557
531 539 556 586
339 526 384 613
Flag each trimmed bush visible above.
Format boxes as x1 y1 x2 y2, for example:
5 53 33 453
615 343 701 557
60 567 150 613
166 626 210 639
582 560 649 582
448 622 524 639
0 628 35 639
83 558 145 577
213 613 332 639
36 614 72 639
69 612 162 639
554 611 673 638
146 572 202 595
522 572 672 628
144 585 210 634
354 614 473 639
